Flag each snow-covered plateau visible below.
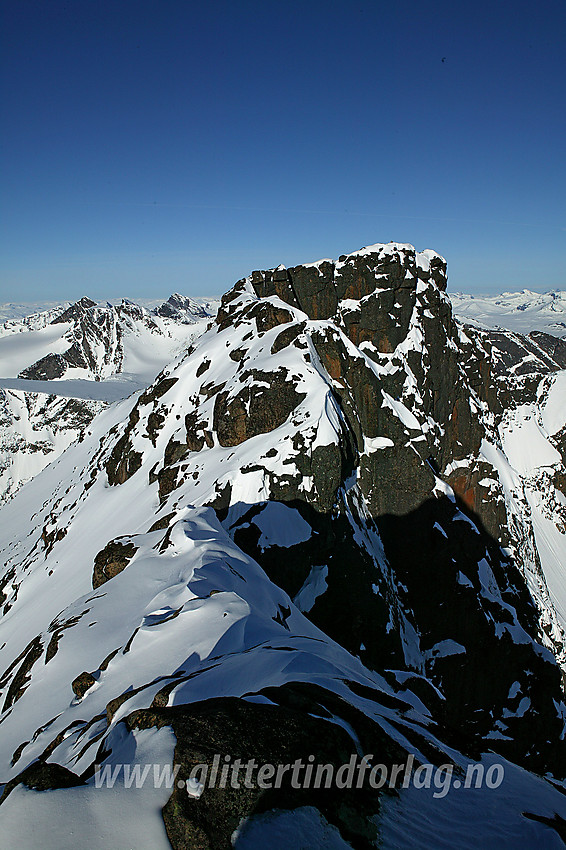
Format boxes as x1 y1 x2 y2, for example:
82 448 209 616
0 247 565 848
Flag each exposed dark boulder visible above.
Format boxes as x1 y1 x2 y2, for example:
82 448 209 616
249 301 294 334
146 409 167 446
139 376 178 406
92 538 137 588
185 412 214 452
158 464 180 502
196 359 211 377
1 636 44 711
124 686 409 850
105 433 142 485
213 369 306 448
270 322 305 354
0 761 84 805
71 671 96 699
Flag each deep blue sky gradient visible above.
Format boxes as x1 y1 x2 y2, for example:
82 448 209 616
1 0 565 300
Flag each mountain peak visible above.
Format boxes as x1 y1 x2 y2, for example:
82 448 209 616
154 293 211 321
50 295 96 325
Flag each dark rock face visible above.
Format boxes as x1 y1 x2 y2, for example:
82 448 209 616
227 499 401 671
213 369 306 448
125 685 409 850
18 352 67 380
376 498 564 773
529 331 566 368
51 296 97 325
288 261 338 319
247 266 300 307
92 538 137 588
246 247 447 339
71 671 96 698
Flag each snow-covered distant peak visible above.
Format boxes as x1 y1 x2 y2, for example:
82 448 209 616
0 294 219 503
0 294 219 325
153 293 218 322
0 301 71 324
451 290 566 336
0 294 218 383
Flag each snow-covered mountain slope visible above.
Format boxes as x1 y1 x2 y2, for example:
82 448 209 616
481 373 566 653
0 295 218 503
1 243 565 847
449 321 566 666
0 390 105 505
451 289 566 336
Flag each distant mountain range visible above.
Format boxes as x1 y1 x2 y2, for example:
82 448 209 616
451 289 566 337
0 294 219 502
0 294 219 324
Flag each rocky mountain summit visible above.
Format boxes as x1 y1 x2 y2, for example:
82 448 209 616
154 293 215 323
0 244 565 848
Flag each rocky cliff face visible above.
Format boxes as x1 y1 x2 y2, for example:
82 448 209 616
210 244 566 764
0 244 565 848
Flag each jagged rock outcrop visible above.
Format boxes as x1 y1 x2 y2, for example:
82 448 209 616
0 388 104 504
92 538 138 588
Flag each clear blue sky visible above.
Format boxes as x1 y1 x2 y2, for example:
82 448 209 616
1 0 565 301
